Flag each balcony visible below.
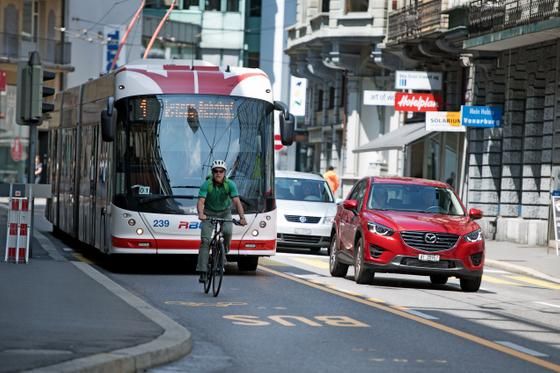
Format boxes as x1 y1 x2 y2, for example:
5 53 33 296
387 0 449 44
469 0 560 36
0 33 71 65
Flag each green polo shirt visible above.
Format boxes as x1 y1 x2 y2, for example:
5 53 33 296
198 178 239 212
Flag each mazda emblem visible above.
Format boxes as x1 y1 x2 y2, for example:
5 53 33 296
424 233 437 244
299 216 307 223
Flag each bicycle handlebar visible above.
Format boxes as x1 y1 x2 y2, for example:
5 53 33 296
205 217 242 226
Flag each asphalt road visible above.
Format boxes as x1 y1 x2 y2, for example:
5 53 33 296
81 249 560 373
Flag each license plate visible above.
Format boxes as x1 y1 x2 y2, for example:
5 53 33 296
294 228 312 235
418 254 440 262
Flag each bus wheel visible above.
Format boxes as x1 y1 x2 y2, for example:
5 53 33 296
238 256 258 271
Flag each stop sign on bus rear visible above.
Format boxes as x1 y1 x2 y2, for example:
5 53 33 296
274 134 284 151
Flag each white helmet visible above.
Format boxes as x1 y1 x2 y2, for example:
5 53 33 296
211 159 227 171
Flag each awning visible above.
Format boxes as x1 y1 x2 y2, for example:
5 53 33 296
353 122 432 153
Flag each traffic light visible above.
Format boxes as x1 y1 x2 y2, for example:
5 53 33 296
16 51 55 125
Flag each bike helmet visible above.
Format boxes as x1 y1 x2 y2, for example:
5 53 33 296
211 159 227 171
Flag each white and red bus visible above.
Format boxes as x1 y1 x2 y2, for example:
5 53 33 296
46 59 294 271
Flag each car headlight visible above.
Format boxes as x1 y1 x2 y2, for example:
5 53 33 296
464 229 483 242
367 222 394 236
324 216 335 224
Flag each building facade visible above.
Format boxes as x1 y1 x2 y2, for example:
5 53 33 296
0 0 72 184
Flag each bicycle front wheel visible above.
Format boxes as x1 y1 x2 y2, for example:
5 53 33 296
212 241 225 297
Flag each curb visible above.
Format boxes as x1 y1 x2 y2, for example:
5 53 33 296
25 231 193 373
485 259 560 285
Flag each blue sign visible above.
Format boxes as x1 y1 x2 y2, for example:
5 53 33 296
460 106 502 128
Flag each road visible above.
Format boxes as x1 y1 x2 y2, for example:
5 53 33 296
75 246 560 373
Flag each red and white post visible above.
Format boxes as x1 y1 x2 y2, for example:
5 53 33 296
4 185 31 263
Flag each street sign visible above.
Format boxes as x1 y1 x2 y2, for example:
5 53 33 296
460 105 502 128
289 76 307 117
425 111 465 132
395 70 442 90
395 92 441 112
363 90 395 106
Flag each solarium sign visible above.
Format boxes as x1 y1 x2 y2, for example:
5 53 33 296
460 105 502 128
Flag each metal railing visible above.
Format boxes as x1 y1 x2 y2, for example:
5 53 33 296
469 0 560 35
387 0 449 44
0 33 71 64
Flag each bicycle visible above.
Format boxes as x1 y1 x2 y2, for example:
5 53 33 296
203 217 240 296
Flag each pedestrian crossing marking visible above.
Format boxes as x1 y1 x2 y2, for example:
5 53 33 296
482 275 520 286
292 257 329 269
506 275 560 290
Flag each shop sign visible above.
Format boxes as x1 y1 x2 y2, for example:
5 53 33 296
289 76 307 117
395 70 442 90
425 111 465 132
395 92 441 112
460 105 502 128
10 137 23 161
363 90 395 106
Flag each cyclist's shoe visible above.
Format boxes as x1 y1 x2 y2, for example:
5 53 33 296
198 272 207 283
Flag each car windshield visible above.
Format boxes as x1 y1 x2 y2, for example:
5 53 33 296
367 183 465 216
276 177 334 202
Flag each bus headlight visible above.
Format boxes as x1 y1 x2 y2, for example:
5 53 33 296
136 228 144 235
251 229 259 237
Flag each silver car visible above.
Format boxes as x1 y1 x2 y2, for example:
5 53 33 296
275 171 337 253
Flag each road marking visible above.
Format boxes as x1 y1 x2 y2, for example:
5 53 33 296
62 247 73 252
494 341 548 357
482 275 520 286
165 301 247 308
258 265 560 372
404 309 439 320
534 301 560 309
292 257 329 269
506 275 560 290
223 314 370 328
484 268 510 274
72 252 94 265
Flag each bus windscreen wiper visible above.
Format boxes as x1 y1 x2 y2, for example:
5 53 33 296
138 194 197 205
171 185 200 189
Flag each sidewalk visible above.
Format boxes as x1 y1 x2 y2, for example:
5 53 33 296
0 203 192 373
484 240 560 284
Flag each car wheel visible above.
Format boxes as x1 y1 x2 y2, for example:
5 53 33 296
329 232 348 277
460 276 481 292
354 237 372 284
430 275 448 285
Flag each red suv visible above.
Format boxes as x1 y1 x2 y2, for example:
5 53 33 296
329 177 485 292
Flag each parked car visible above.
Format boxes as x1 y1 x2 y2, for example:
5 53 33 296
329 176 485 292
275 171 337 253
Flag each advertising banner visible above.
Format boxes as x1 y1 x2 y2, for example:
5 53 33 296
395 92 442 112
363 90 395 106
395 70 442 90
425 111 465 132
460 105 502 128
552 195 560 256
289 76 307 117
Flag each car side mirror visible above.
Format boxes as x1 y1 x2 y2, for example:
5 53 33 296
101 96 115 142
469 208 483 220
343 199 358 211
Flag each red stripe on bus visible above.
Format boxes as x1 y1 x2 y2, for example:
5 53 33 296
112 237 276 251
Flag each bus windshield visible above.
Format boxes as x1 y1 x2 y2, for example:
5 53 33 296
113 94 275 215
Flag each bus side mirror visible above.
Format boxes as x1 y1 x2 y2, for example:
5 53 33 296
274 101 295 146
101 97 115 142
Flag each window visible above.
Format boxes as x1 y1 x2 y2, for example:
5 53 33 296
328 87 335 109
345 0 368 12
247 52 260 68
322 0 330 12
22 0 38 40
206 0 220 11
183 0 199 8
227 0 239 11
317 90 323 111
339 76 345 107
249 0 261 16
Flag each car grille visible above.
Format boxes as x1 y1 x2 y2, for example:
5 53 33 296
400 231 459 252
278 234 323 244
285 215 321 224
400 257 456 269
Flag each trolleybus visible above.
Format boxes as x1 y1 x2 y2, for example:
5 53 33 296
46 59 294 271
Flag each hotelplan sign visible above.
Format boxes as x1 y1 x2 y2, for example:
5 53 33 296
395 71 443 91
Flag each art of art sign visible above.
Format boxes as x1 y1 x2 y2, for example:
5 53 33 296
460 105 502 128
289 76 307 117
425 111 465 132
395 70 442 90
363 90 395 106
394 92 442 112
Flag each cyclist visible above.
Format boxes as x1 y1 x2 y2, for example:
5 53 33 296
197 160 247 283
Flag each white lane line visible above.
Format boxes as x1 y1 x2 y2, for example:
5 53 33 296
494 341 548 357
62 247 73 252
534 301 560 309
483 268 510 274
405 309 439 320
